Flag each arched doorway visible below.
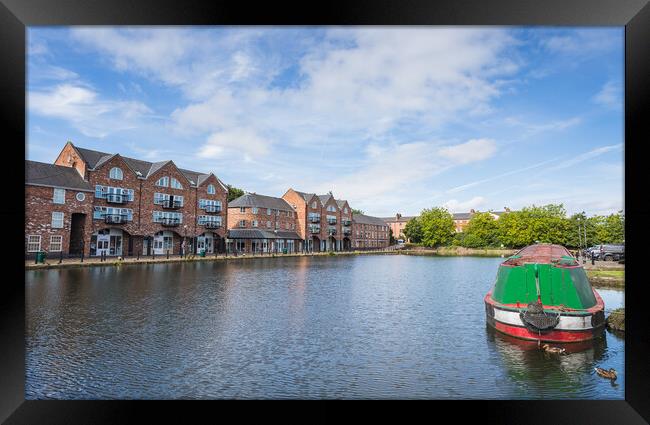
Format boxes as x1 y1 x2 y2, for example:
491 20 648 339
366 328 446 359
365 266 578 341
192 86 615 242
343 237 352 251
311 236 321 252
90 228 129 256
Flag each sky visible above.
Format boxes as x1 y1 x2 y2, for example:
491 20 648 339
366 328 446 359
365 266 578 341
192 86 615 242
26 27 624 217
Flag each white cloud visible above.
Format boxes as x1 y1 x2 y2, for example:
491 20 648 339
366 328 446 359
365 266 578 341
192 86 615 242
198 128 271 160
28 84 152 138
438 138 496 164
442 196 487 212
593 80 622 109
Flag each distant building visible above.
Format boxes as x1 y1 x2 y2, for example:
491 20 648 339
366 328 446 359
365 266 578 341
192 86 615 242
381 213 416 242
352 214 390 249
453 208 512 233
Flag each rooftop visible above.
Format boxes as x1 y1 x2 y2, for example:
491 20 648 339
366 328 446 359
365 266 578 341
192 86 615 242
26 160 93 191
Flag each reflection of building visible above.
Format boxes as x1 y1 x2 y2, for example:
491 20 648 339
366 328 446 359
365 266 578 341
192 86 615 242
226 192 302 253
25 142 228 257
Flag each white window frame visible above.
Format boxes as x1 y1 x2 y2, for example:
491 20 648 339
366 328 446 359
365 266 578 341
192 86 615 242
267 208 271 215
252 207 258 214
240 207 246 213
311 202 317 209
156 176 169 187
76 192 86 202
207 184 215 194
170 177 183 189
51 212 64 228
53 188 65 204
26 235 41 252
239 220 246 227
252 220 258 227
49 235 63 252
109 167 123 180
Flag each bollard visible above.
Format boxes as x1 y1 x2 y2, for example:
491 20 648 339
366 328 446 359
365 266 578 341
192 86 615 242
152 252 155 260
80 250 84 263
59 250 63 264
34 253 38 265
591 252 595 265
136 251 139 261
166 250 170 259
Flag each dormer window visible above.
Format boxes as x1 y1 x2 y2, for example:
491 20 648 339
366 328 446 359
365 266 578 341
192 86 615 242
170 178 183 189
156 176 169 187
207 184 215 194
109 167 123 180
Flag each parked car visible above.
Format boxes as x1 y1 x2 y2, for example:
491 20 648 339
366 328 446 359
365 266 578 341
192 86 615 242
585 244 625 261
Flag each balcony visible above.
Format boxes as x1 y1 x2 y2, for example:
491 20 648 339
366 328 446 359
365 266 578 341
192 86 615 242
309 226 320 234
162 199 182 209
328 228 337 235
309 216 321 223
160 217 181 227
104 214 128 224
327 219 337 225
343 229 352 236
106 193 126 204
204 221 221 229
342 219 352 226
204 205 222 213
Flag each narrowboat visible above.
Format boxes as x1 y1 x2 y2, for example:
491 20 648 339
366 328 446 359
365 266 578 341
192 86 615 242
484 244 605 343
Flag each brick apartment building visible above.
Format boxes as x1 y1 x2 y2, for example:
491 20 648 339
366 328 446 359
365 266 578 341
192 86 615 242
25 142 228 257
352 213 390 249
381 213 417 242
226 193 302 253
282 189 354 252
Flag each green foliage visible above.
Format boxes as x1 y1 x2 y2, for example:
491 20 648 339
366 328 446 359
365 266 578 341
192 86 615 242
462 212 499 248
403 217 424 243
388 228 395 245
351 208 365 215
418 207 455 248
226 185 245 202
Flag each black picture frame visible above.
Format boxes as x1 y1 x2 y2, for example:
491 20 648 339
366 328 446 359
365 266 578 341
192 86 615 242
3 0 649 423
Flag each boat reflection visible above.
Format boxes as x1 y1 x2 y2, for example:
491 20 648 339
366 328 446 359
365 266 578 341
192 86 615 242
485 325 616 397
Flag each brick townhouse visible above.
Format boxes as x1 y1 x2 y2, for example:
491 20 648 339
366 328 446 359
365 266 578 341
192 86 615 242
226 192 302 253
353 213 390 249
25 142 228 257
282 189 354 252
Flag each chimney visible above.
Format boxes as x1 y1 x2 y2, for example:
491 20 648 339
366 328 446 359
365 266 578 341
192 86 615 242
470 209 476 213
505 207 510 212
396 213 401 219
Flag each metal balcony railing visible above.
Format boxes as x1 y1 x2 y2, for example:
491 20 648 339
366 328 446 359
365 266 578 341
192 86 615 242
160 217 181 226
327 219 337 225
309 216 321 223
204 205 222 213
342 220 352 226
106 193 126 204
104 214 128 224
309 226 320 234
204 221 221 229
162 199 182 209
328 228 337 235
343 229 352 236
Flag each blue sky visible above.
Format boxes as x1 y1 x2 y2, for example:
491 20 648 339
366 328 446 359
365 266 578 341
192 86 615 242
27 27 624 217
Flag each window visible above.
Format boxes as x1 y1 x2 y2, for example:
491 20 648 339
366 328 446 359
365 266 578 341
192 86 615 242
27 235 41 252
240 207 246 213
50 235 63 252
51 212 64 228
266 221 271 228
170 178 183 189
267 208 271 215
252 207 258 214
327 205 336 212
207 184 215 194
76 192 86 202
252 220 258 227
156 176 169 187
344 207 348 213
109 167 123 180
152 211 182 223
239 220 246 227
311 202 317 209
53 188 65 204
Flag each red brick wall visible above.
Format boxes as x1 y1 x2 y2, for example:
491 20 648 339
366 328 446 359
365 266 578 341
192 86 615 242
25 185 93 255
352 221 390 248
282 189 307 239
227 206 297 232
54 142 87 180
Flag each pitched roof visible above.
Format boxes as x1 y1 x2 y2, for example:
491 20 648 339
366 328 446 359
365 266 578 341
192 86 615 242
25 160 93 191
353 213 387 226
380 215 417 223
452 212 473 220
71 144 221 186
336 199 349 208
227 229 302 240
229 193 294 211
318 194 334 205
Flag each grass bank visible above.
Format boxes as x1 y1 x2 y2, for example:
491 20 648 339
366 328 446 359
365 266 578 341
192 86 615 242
399 246 516 257
606 308 625 332
587 270 625 288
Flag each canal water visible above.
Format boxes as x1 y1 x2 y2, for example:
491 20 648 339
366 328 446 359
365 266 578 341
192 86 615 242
25 255 624 399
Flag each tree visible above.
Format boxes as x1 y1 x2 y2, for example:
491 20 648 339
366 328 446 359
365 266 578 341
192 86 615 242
403 217 423 243
462 212 498 248
496 204 571 248
388 228 396 245
351 208 365 215
226 185 245 202
418 207 455 247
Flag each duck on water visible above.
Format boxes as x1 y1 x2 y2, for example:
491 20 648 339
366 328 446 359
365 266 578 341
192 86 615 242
484 244 606 343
